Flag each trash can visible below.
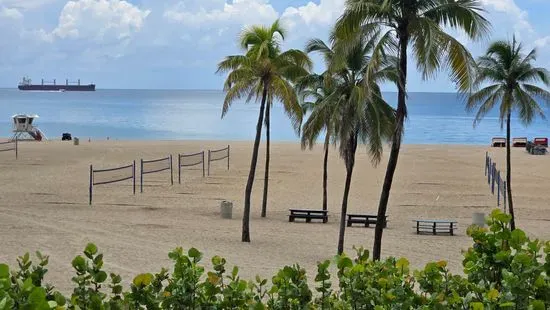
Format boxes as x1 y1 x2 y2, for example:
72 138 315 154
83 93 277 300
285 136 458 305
73 137 79 146
221 201 233 219
472 212 485 227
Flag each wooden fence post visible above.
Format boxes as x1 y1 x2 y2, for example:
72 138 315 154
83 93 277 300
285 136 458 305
89 165 93 205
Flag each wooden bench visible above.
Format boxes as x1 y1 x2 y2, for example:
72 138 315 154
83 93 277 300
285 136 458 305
347 214 387 228
413 219 457 235
288 209 328 223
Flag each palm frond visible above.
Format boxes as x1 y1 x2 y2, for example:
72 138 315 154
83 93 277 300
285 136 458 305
216 55 251 74
421 0 490 40
222 80 257 118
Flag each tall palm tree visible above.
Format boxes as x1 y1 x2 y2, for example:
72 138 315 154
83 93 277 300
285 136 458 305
334 0 490 260
240 20 307 219
298 71 336 212
216 20 311 242
466 37 550 230
297 39 341 212
305 35 396 254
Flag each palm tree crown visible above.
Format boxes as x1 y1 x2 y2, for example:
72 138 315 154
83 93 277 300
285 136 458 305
467 38 550 126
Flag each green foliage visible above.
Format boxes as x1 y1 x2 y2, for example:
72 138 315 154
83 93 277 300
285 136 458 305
0 209 547 309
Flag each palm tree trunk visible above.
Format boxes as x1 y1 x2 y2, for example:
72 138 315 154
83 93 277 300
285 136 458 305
261 102 271 218
373 29 409 261
322 134 330 211
242 84 268 242
338 133 358 255
506 112 515 230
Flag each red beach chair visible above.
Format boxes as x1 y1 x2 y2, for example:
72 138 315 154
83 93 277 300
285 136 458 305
512 137 527 147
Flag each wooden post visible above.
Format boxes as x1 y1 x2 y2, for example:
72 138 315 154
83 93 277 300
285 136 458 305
491 163 496 194
89 165 93 205
227 145 230 170
487 157 492 184
170 154 173 185
485 151 488 176
503 181 507 213
140 159 144 193
497 171 500 207
206 151 209 177
178 154 181 184
133 160 136 195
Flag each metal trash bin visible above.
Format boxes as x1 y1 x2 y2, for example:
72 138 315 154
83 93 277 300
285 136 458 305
73 137 79 146
221 201 233 219
472 212 485 227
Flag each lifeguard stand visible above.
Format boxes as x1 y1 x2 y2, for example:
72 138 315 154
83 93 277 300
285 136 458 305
11 114 47 141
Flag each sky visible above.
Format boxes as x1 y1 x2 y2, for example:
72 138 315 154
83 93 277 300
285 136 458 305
0 0 549 91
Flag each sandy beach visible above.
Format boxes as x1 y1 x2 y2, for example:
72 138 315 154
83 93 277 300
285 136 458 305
0 140 548 292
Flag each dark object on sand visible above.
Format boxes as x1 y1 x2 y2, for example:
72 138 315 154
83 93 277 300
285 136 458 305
526 141 547 155
62 133 72 141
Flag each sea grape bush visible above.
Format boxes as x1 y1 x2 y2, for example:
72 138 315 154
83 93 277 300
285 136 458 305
0 209 548 309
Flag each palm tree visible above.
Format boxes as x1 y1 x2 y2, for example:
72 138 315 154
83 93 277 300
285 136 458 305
334 0 490 260
239 20 307 219
304 35 396 254
466 37 550 230
216 20 311 242
298 71 336 212
297 39 341 212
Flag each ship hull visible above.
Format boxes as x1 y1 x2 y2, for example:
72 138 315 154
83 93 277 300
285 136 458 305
18 84 95 91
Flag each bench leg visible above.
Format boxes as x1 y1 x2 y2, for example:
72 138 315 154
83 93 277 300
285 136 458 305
365 221 369 227
416 221 419 234
433 223 436 235
347 221 351 227
306 217 311 223
450 223 454 236
289 216 294 222
323 217 327 223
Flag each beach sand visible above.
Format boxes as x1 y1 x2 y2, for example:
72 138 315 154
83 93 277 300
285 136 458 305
0 140 548 292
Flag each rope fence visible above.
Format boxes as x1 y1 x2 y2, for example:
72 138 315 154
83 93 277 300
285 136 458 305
89 161 136 205
0 139 17 159
485 152 507 211
208 145 230 176
178 151 205 184
140 155 173 193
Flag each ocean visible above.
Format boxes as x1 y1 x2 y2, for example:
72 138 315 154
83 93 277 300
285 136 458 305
1 88 548 144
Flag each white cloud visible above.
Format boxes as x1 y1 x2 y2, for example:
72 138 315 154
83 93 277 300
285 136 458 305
480 0 533 34
52 0 151 42
164 0 278 27
281 0 344 29
535 36 550 48
0 6 22 19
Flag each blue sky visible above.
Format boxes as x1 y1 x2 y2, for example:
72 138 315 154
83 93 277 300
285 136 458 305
1 0 549 91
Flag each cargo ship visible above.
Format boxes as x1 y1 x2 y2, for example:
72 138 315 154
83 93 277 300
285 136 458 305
18 77 95 91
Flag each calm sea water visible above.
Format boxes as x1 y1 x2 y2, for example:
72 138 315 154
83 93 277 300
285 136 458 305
0 89 548 144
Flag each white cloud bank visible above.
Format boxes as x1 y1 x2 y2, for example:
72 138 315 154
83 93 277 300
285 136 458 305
0 0 548 90
52 0 150 41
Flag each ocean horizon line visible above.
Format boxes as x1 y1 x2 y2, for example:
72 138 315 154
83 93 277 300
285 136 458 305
0 87 466 95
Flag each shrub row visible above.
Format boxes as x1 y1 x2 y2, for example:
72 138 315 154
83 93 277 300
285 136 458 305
1 209 548 309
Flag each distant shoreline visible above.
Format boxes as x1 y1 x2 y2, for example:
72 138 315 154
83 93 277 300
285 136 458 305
0 138 491 147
